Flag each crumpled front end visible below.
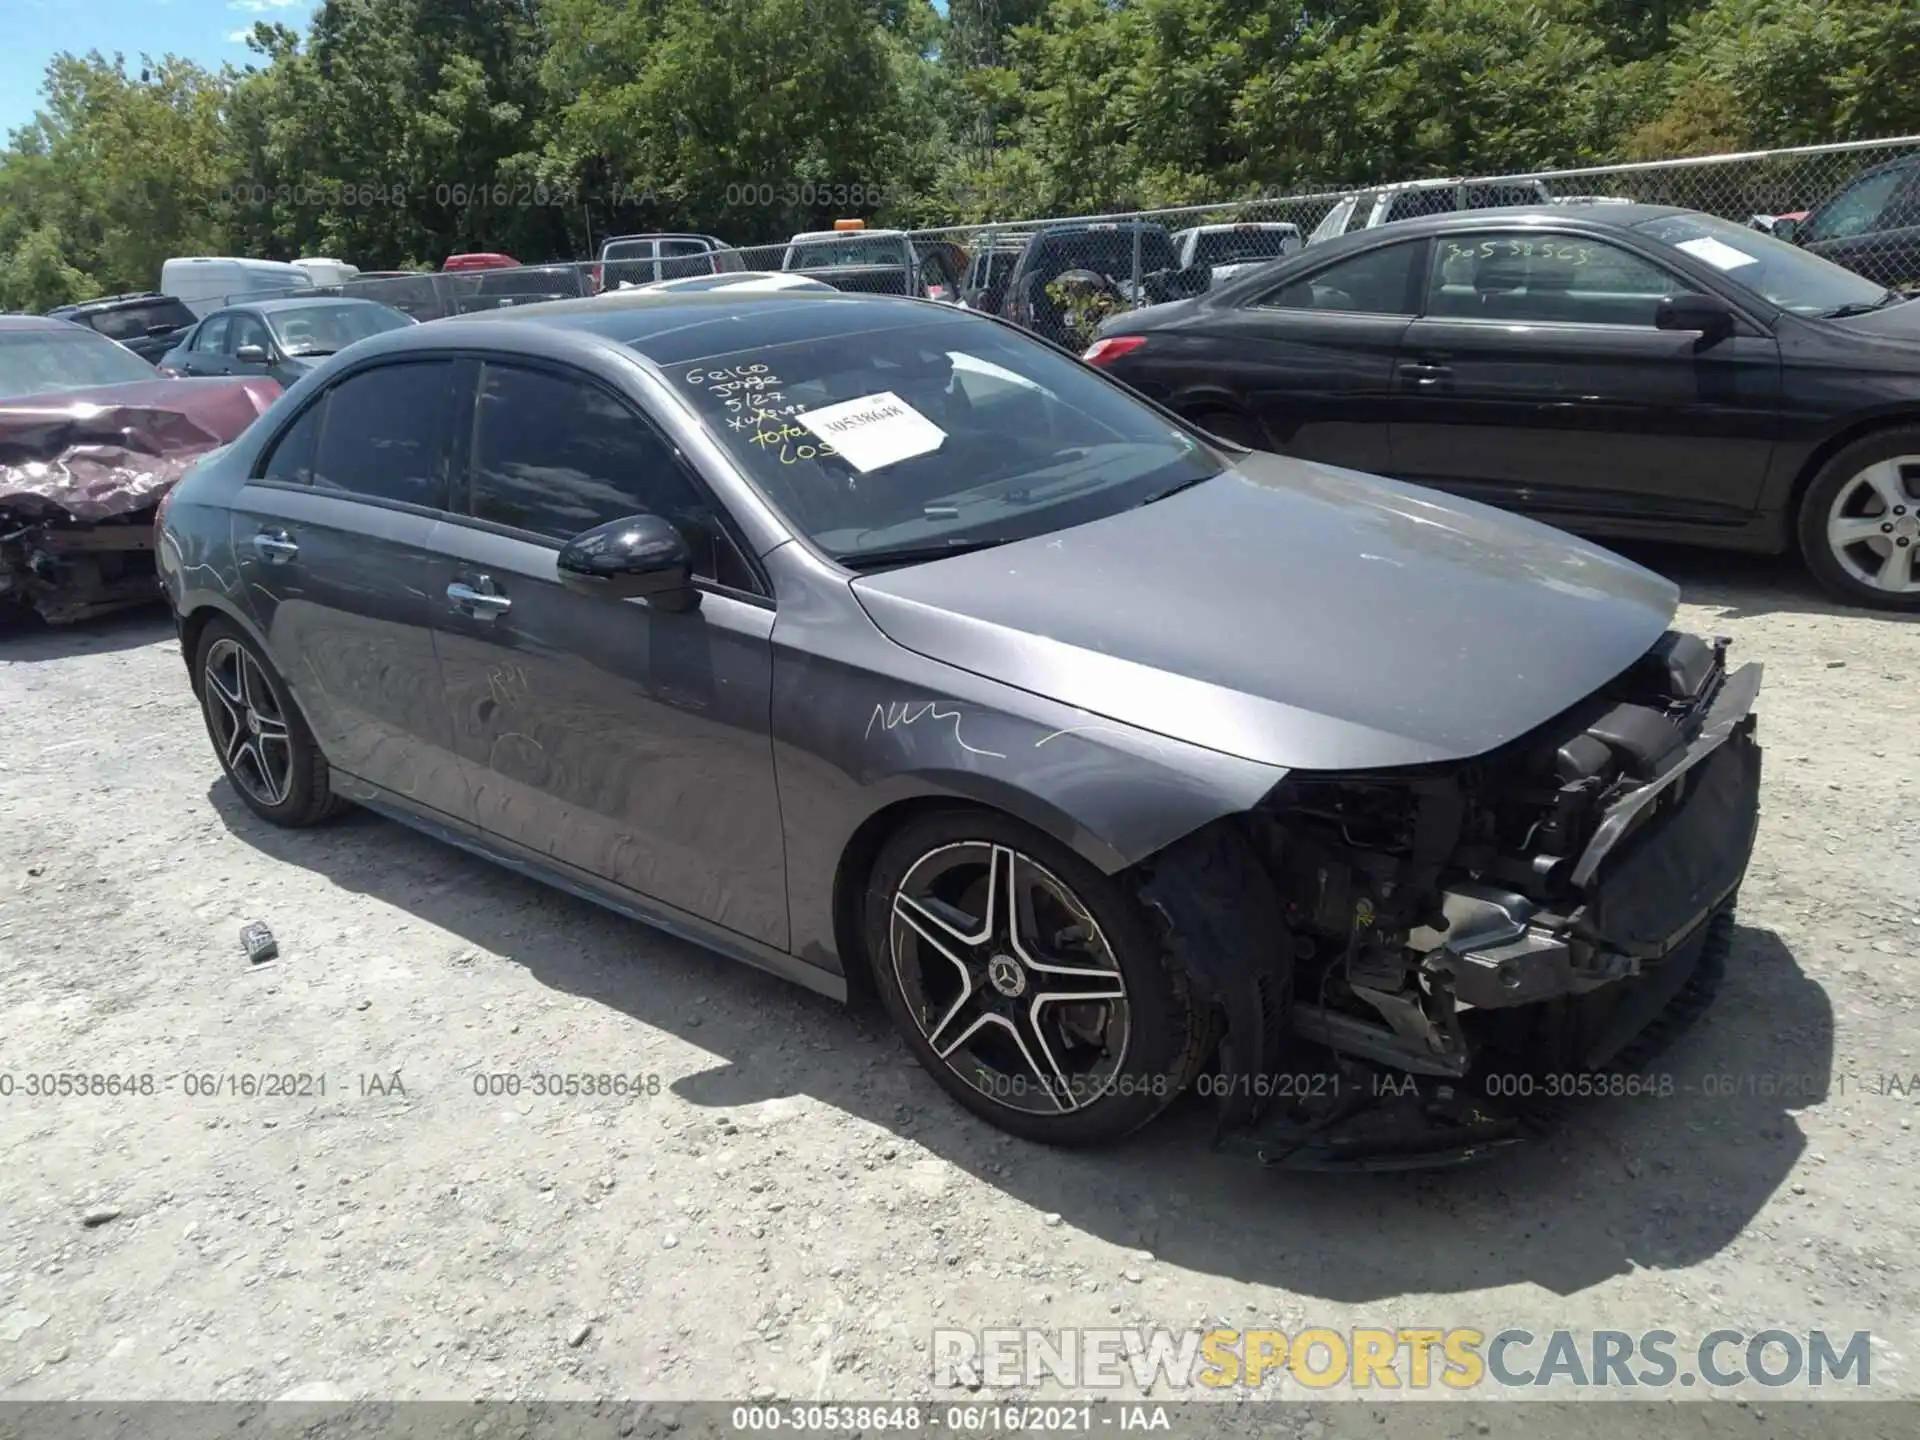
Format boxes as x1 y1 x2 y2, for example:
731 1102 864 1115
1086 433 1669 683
1206 630 1763 1170
0 392 267 625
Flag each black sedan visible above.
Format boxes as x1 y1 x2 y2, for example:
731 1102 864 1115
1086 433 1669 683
160 296 414 388
1086 204 1920 610
157 290 1761 1165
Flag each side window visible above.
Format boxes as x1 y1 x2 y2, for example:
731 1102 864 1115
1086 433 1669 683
228 314 271 354
659 239 715 281
467 364 757 591
309 361 454 507
1803 168 1905 244
1255 240 1420 315
258 398 325 485
193 316 230 352
1427 233 1678 326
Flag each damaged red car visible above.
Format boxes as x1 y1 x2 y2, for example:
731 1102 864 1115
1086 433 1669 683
0 316 281 624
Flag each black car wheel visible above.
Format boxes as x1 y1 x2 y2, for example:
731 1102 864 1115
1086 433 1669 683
195 616 344 826
864 809 1210 1145
1798 426 1920 610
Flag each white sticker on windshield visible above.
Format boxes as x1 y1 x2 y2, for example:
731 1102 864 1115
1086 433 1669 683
793 391 946 473
1674 236 1759 271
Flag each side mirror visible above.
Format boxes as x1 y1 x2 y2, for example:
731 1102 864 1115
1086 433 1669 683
1771 216 1801 245
234 343 269 365
556 513 699 610
1654 292 1736 342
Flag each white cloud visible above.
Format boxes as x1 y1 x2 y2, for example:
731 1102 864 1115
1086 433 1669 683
228 0 301 12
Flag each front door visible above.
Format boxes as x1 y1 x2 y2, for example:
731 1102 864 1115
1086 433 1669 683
1181 236 1425 471
1388 229 1780 528
229 357 473 821
429 357 789 948
177 314 233 376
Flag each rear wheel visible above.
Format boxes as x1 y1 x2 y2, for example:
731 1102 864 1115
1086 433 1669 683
1797 427 1920 610
194 616 343 827
864 809 1209 1145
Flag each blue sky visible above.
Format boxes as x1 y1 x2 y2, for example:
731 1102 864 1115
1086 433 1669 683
0 0 318 141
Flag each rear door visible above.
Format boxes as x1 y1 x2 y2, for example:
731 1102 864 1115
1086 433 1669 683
427 357 789 947
1164 237 1425 470
1387 228 1781 527
228 358 473 821
657 238 716 280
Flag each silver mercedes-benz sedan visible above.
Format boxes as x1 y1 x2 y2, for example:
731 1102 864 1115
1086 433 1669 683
156 289 1762 1166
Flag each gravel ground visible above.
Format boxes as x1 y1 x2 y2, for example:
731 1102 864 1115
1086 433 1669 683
1 546 1916 1427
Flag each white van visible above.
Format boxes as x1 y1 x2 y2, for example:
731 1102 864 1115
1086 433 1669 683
159 257 316 317
291 256 361 287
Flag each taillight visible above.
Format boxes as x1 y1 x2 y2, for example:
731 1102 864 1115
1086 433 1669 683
589 265 603 291
1081 335 1147 367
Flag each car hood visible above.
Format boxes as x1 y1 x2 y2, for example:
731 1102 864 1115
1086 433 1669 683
850 454 1679 772
0 376 280 522
1829 296 1920 345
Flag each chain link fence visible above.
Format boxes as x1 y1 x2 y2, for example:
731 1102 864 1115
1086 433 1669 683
195 135 1920 353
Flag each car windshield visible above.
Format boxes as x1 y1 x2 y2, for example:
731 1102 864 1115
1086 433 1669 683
655 317 1221 564
788 236 913 268
265 302 413 357
0 328 156 398
1634 212 1890 317
1193 230 1289 266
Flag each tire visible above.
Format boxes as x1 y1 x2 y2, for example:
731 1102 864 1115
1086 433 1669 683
1188 407 1268 452
194 615 344 827
863 808 1211 1146
1795 426 1920 611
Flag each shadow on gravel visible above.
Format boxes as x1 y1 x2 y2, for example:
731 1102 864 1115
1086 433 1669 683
0 600 172 660
1612 541 1920 624
211 781 1832 1303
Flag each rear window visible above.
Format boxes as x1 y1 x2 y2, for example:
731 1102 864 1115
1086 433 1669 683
1025 229 1180 282
81 299 197 341
601 240 654 261
788 236 913 269
1192 230 1291 266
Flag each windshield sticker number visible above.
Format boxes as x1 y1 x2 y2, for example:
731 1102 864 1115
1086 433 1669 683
793 391 946 473
1443 238 1594 266
1673 236 1760 271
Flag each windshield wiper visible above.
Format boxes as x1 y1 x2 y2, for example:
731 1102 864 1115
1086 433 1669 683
1819 291 1900 319
1140 473 1217 505
840 536 1014 570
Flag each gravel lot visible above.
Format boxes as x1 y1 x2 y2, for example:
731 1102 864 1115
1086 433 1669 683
1 545 1916 1426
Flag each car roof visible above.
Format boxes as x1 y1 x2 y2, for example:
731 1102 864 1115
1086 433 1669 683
49 291 177 312
338 289 966 368
787 229 909 242
1299 201 1689 258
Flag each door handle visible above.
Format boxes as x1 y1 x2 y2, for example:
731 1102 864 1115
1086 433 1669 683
447 580 512 619
252 531 298 562
1400 362 1453 386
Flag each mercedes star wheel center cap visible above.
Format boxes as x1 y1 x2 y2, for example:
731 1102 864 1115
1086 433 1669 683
987 953 1026 998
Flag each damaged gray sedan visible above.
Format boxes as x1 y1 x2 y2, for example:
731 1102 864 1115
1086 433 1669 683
156 291 1762 1166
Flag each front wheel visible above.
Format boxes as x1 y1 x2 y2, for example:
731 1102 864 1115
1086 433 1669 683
864 809 1211 1145
1796 428 1920 610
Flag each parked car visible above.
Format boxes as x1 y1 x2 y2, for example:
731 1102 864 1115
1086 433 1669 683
442 253 520 272
0 316 279 623
1171 222 1305 285
292 257 362 288
1770 155 1920 291
778 224 961 301
1748 211 1809 237
594 233 744 291
44 291 199 363
155 288 1761 1166
997 222 1210 346
1087 202 1920 610
1307 178 1554 244
159 296 415 387
161 256 316 318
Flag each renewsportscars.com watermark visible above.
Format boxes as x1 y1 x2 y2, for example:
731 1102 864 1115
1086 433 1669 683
933 1327 1874 1392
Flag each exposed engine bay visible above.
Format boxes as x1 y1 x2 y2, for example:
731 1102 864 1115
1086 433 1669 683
1211 629 1763 1169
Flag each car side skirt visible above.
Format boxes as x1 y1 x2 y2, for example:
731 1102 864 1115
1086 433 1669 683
335 776 850 1004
